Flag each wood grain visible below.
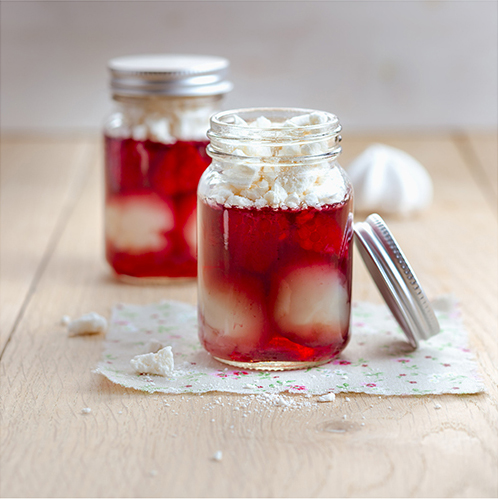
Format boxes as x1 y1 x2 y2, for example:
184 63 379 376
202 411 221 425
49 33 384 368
0 137 97 351
454 132 497 210
0 135 497 498
469 133 497 199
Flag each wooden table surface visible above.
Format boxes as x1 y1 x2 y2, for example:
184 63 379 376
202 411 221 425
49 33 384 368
1 132 497 498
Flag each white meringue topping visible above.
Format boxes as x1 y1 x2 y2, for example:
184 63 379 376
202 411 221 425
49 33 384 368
347 144 433 217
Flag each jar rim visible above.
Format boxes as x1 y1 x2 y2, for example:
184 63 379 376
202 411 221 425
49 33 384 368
207 107 342 162
210 107 341 135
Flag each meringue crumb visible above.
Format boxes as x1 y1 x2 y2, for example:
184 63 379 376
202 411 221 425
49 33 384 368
60 315 71 326
212 451 223 462
434 404 442 410
317 393 336 403
274 396 290 407
130 346 174 376
81 407 91 414
149 470 158 477
67 312 107 336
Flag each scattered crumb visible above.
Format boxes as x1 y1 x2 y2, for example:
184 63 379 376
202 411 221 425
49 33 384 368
81 407 91 414
274 396 290 407
211 419 215 422
342 414 347 420
212 451 223 462
149 470 158 477
345 397 350 402
317 393 336 403
117 411 123 414
67 312 107 336
370 404 374 408
60 315 71 326
131 346 174 376
361 423 365 426
434 404 442 410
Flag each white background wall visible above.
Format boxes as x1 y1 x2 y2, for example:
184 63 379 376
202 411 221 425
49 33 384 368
1 1 497 133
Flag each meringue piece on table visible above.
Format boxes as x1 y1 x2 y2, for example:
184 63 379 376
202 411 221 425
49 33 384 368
347 144 433 217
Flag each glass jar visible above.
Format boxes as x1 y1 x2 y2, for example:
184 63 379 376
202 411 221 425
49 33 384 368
197 108 354 370
104 54 232 282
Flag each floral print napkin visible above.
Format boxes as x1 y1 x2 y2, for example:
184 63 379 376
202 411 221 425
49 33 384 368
94 296 484 395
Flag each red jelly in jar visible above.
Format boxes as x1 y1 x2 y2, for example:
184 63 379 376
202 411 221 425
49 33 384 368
104 54 232 282
198 108 354 370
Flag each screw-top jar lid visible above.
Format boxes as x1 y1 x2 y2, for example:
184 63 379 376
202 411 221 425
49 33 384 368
108 54 233 97
354 214 440 348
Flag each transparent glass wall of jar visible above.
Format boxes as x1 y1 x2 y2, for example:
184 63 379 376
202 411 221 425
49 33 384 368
104 55 232 282
197 108 354 370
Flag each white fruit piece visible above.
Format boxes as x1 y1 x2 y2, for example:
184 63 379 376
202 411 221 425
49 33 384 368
274 265 349 346
105 194 174 254
67 312 107 336
130 346 174 376
198 275 264 350
183 207 197 258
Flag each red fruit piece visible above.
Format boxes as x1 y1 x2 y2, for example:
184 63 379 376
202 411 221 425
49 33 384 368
105 136 147 193
227 207 290 274
150 140 210 196
295 208 344 254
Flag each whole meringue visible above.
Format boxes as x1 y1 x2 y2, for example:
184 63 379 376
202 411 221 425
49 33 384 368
347 144 433 217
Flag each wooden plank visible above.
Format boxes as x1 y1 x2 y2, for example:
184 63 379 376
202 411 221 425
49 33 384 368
466 132 498 203
1 135 497 497
0 137 96 351
451 132 498 211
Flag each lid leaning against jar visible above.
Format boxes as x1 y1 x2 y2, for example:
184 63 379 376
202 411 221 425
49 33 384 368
354 214 440 348
108 54 233 97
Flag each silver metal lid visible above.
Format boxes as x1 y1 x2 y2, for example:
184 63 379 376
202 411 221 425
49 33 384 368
354 214 440 348
108 54 233 97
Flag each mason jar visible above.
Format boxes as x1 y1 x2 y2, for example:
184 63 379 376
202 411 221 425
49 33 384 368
197 108 354 370
104 54 232 282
